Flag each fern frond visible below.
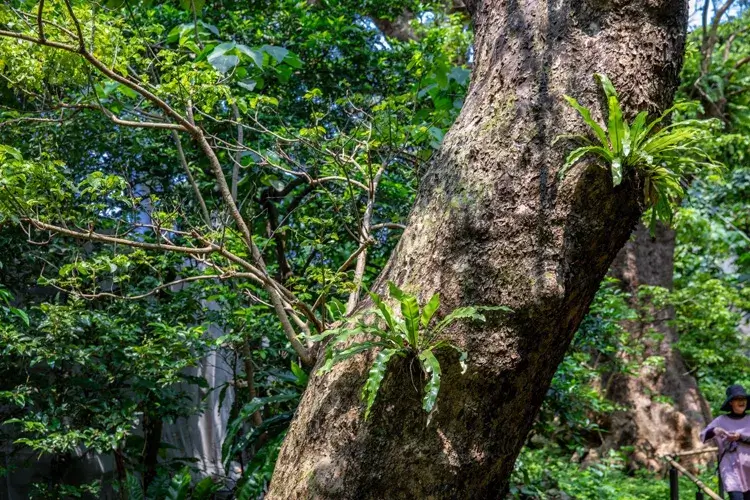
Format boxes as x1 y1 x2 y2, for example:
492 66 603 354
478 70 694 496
558 145 613 180
318 341 388 374
419 349 442 414
421 293 441 328
562 95 608 147
401 294 420 348
432 306 486 338
606 95 625 159
362 348 400 420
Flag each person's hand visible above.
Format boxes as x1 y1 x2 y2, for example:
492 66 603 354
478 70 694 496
714 427 728 438
727 432 741 442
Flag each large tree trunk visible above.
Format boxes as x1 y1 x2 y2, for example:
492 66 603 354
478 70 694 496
269 1 689 497
601 222 712 471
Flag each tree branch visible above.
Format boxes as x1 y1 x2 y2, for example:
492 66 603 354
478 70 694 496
55 273 262 300
346 163 385 313
36 0 45 41
370 222 406 231
700 0 737 74
26 218 212 255
231 103 243 202
171 130 212 226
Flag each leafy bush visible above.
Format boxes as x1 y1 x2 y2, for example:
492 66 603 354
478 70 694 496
558 73 722 231
314 282 510 419
510 445 718 499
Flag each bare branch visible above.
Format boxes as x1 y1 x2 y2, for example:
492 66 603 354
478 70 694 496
36 0 45 41
59 273 256 300
16 9 76 39
735 55 750 70
346 163 386 313
231 103 243 202
722 25 750 62
172 130 212 226
700 0 737 74
0 115 75 128
27 218 213 255
337 239 375 275
61 0 84 49
100 108 186 130
0 29 79 52
370 222 406 231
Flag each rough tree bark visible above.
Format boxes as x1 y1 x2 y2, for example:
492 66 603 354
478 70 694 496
601 222 712 471
270 0 689 497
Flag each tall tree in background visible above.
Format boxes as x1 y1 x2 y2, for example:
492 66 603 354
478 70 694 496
269 0 690 496
603 223 711 471
598 2 749 470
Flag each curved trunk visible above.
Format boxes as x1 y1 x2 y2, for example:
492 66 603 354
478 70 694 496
602 222 712 471
270 1 689 497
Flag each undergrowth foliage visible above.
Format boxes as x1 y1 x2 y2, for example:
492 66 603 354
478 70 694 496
557 73 723 231
313 282 511 420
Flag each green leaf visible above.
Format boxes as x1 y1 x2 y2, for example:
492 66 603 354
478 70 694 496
236 44 264 68
192 477 220 500
387 281 406 302
291 361 308 387
224 414 292 469
479 305 514 314
165 467 191 500
421 293 440 328
362 348 399 420
640 102 695 140
118 86 138 100
611 157 623 187
0 145 23 161
262 45 289 63
126 473 144 500
209 54 239 74
369 291 396 333
199 21 220 36
432 306 486 337
594 73 617 101
283 52 304 69
562 95 607 147
208 42 239 73
179 0 206 11
222 393 298 464
430 341 469 374
9 307 29 327
327 325 367 346
318 341 384 374
628 111 649 152
606 95 625 158
401 295 420 348
419 349 442 414
557 145 613 180
237 79 257 92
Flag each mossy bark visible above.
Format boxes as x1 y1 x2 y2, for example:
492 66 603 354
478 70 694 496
269 0 689 497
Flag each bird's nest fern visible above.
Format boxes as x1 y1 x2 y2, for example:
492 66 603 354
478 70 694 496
557 73 723 231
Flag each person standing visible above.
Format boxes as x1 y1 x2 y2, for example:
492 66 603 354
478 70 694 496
701 385 750 500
